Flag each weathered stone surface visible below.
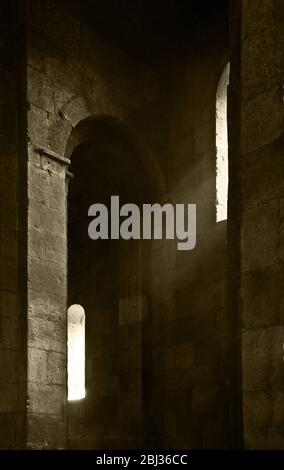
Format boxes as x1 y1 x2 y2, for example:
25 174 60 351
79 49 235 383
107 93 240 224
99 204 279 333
2 0 283 452
28 163 66 212
242 140 284 209
27 317 66 353
242 265 284 328
242 0 276 38
28 348 65 385
28 200 65 235
27 413 66 449
241 28 281 102
28 105 49 148
27 382 65 415
28 67 55 114
28 227 66 266
242 326 284 391
241 86 282 155
28 257 66 297
242 200 278 272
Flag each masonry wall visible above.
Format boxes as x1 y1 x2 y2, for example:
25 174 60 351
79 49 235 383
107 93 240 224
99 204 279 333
4 0 283 451
240 0 284 449
25 0 166 449
0 1 27 449
67 129 152 449
146 14 232 448
25 0 236 449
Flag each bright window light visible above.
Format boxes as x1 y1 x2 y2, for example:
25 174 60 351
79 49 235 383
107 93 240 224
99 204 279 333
68 304 86 401
216 62 230 222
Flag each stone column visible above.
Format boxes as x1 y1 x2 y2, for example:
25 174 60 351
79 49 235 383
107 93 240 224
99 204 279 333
240 0 284 449
26 145 70 449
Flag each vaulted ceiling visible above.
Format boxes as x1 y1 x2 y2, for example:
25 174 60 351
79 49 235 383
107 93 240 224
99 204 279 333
56 0 229 58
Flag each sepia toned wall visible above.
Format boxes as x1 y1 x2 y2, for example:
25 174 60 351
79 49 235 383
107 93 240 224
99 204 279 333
0 0 27 449
0 0 283 450
147 13 231 447
240 0 284 449
25 0 166 449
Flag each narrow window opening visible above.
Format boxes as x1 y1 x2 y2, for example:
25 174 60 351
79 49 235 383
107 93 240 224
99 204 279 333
67 304 86 401
216 62 230 222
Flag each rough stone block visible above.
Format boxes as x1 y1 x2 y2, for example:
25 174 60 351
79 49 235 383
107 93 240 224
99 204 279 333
242 0 276 38
27 413 66 449
242 326 284 391
242 265 284 328
28 226 65 266
242 27 281 101
243 391 272 427
28 162 66 212
28 105 49 148
27 382 65 415
28 348 65 385
28 67 54 113
28 199 65 236
242 200 278 271
242 140 284 209
28 316 65 353
27 257 66 297
241 86 282 155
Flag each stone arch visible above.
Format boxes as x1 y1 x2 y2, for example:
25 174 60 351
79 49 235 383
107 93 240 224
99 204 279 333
66 113 153 449
64 114 166 198
44 93 166 198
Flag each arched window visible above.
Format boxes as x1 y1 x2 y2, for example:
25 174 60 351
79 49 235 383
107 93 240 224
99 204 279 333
216 62 230 222
67 304 86 400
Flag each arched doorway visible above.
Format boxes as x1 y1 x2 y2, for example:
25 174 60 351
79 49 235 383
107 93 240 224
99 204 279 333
66 118 153 449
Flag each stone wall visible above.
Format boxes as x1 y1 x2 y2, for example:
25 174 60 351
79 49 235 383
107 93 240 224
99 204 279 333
66 126 152 449
147 16 231 448
25 0 166 449
25 0 232 449
240 0 284 449
0 1 27 449
2 0 283 451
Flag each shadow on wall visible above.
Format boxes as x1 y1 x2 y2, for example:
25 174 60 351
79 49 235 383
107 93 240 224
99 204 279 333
66 117 154 449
